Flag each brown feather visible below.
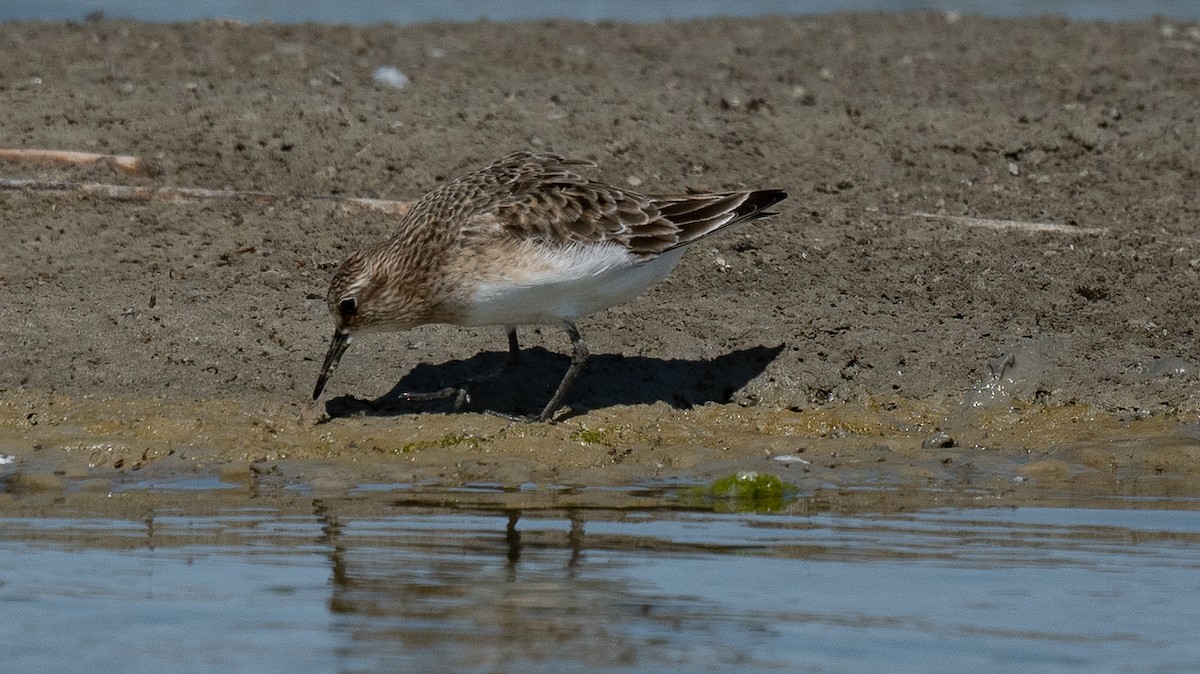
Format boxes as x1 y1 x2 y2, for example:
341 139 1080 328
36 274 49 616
326 151 787 329
422 152 790 259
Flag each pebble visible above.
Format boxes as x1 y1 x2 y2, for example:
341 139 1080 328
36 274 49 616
772 454 811 465
373 66 409 89
921 431 955 449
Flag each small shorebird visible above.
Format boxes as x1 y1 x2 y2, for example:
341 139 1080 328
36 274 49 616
313 151 786 421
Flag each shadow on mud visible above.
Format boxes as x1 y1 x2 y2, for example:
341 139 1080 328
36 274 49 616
323 343 785 419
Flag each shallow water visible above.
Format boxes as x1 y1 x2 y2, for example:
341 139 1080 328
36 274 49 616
3 499 1199 672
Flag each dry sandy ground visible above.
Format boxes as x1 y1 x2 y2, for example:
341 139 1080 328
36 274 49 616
1 15 1199 512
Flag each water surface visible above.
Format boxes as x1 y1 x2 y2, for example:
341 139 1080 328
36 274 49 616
3 500 1198 672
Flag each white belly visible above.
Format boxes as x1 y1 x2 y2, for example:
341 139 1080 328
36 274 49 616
461 244 684 327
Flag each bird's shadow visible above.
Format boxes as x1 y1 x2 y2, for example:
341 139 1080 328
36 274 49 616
323 344 785 420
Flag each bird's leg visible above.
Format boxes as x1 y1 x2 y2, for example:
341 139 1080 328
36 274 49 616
505 325 521 369
483 321 588 423
406 323 589 422
538 321 588 422
399 326 522 411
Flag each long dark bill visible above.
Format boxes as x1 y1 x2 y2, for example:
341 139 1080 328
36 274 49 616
312 330 352 400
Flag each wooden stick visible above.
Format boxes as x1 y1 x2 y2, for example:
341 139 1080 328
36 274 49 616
906 211 1107 235
0 177 412 216
0 148 161 176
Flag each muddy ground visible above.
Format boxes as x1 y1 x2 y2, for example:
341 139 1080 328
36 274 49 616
2 15 1199 514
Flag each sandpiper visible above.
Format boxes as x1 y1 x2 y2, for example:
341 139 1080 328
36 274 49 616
313 151 786 421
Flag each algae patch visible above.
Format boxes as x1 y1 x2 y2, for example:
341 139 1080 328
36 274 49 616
681 471 798 513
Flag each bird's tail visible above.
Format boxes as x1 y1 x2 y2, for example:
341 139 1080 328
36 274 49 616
654 189 788 250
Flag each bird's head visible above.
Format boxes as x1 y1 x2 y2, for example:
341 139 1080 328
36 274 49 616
312 245 427 400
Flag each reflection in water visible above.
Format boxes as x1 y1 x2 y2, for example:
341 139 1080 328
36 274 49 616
2 502 1200 672
318 506 662 670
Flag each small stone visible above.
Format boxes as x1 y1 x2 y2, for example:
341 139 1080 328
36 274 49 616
372 66 409 89
771 454 811 465
921 431 955 449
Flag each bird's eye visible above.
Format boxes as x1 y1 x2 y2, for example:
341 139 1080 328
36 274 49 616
338 297 358 317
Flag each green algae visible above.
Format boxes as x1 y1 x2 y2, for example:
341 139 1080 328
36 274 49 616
681 471 798 513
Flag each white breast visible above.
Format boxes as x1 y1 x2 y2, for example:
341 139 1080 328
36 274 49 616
462 243 685 327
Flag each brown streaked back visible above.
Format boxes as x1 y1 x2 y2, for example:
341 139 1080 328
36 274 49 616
390 151 787 261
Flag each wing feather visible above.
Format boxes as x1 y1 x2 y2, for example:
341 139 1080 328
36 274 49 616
442 152 786 260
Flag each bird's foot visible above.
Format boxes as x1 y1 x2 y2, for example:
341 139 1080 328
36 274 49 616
482 409 539 423
397 355 522 413
482 405 571 424
398 386 472 411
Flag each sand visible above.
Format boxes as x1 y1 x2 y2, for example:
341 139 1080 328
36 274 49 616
2 14 1199 513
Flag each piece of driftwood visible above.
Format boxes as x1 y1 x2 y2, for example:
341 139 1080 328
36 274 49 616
0 146 413 215
0 148 162 176
0 177 413 216
906 212 1107 235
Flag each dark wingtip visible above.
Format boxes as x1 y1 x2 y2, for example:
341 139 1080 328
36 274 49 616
735 189 787 222
753 189 788 209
